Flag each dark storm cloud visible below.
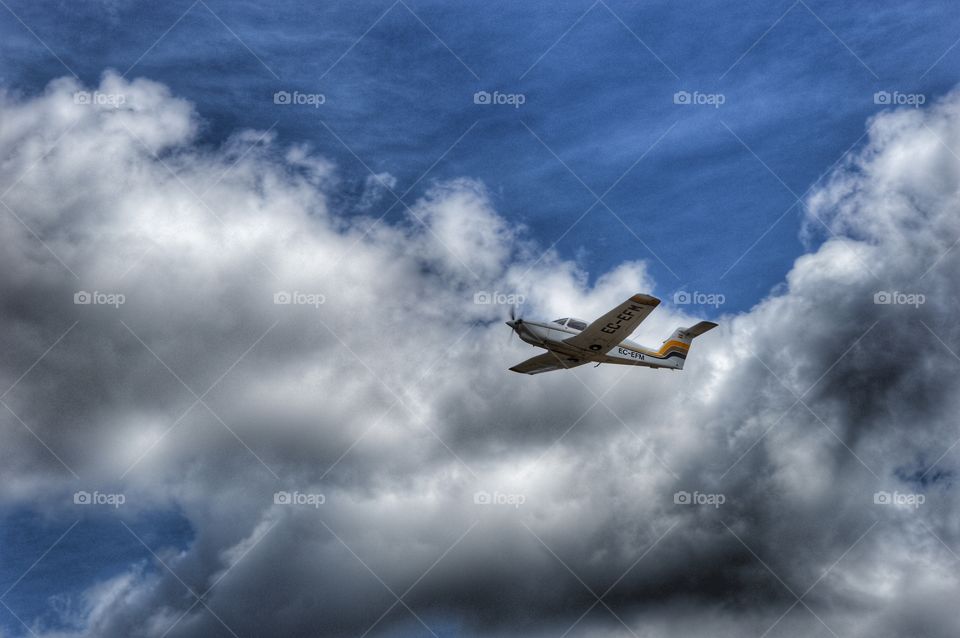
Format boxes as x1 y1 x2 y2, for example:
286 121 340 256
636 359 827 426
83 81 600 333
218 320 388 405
2 74 960 638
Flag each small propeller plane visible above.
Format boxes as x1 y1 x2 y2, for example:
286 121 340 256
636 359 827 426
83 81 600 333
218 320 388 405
506 294 717 375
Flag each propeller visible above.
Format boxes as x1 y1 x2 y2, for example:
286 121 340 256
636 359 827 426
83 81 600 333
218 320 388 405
506 304 523 343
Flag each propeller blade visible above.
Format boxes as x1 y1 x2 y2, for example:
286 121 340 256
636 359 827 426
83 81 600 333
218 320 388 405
507 303 526 344
506 305 523 343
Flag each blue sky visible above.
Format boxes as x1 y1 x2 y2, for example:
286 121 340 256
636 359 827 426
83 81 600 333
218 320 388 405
2 1 960 635
1 508 193 633
3 0 957 313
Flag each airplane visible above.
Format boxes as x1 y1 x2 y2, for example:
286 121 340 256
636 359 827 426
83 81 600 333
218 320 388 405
505 294 717 375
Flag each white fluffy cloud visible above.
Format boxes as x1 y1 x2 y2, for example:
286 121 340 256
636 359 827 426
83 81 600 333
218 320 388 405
2 73 960 637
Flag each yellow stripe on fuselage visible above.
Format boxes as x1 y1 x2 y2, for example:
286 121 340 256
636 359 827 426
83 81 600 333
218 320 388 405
656 340 690 356
615 340 689 358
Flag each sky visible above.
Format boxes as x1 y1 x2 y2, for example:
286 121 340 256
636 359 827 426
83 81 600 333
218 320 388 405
2 1 960 637
2 0 958 311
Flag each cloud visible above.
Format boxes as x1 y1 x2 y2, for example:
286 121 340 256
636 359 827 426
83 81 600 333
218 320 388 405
2 72 960 637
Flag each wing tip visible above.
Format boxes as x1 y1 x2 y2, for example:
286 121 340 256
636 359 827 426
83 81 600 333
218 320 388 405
630 293 661 306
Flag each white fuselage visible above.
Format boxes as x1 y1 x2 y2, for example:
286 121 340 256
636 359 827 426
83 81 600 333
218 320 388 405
510 320 683 370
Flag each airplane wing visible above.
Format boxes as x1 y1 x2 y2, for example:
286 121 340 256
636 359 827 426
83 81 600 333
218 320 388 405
509 351 587 375
562 294 661 354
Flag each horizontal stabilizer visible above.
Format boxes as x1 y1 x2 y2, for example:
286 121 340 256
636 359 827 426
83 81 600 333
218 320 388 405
683 321 718 338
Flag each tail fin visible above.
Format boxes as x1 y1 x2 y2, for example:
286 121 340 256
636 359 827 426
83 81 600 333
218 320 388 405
657 321 717 369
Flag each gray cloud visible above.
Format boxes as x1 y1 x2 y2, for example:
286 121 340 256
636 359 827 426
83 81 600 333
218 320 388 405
2 73 960 637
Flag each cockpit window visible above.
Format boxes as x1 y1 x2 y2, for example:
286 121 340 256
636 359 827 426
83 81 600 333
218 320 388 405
567 319 587 331
552 318 569 325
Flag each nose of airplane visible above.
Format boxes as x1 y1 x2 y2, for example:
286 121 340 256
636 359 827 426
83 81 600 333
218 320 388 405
505 320 515 328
